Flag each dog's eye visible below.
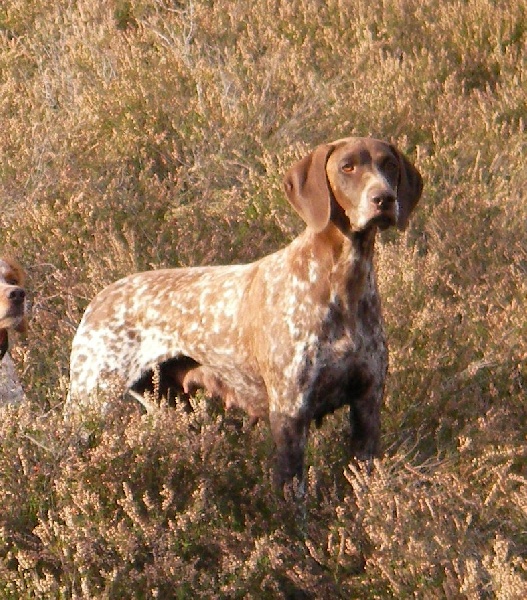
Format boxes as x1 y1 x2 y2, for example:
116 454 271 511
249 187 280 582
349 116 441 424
341 163 355 174
383 159 399 178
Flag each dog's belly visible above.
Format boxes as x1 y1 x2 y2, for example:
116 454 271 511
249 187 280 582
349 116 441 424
161 357 270 420
208 366 270 419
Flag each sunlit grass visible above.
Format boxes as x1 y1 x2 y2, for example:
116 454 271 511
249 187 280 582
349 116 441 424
0 0 526 596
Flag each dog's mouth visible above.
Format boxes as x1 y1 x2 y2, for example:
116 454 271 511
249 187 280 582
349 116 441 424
370 213 396 230
377 216 396 230
0 309 24 330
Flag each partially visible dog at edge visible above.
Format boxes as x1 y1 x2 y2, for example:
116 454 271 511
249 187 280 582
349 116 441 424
0 257 27 404
67 137 423 493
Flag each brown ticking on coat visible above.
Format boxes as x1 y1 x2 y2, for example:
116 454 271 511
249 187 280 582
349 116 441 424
67 137 423 491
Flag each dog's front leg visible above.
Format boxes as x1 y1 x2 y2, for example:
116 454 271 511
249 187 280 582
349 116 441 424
269 410 309 496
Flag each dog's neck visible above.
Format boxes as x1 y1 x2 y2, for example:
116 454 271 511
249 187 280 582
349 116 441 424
292 221 378 313
329 224 376 305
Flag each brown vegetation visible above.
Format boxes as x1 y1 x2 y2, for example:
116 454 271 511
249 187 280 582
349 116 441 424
0 0 525 597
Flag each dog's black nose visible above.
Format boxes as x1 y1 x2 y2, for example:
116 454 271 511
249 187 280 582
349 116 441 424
9 288 25 303
371 192 396 210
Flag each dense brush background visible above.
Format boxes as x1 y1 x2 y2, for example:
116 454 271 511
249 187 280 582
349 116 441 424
0 0 526 597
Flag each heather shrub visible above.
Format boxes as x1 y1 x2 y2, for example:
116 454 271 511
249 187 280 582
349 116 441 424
1 0 526 596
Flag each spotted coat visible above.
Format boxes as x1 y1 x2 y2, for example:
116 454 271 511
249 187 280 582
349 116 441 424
67 137 423 487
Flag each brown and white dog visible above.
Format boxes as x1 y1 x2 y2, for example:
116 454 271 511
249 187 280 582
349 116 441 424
0 257 27 404
67 137 423 489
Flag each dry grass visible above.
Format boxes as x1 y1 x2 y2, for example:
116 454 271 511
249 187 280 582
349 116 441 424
0 0 526 597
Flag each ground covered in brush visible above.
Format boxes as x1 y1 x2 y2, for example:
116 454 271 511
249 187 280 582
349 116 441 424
0 0 526 597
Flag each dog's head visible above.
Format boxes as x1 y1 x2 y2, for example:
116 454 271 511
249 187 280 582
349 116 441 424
0 258 27 359
284 137 423 233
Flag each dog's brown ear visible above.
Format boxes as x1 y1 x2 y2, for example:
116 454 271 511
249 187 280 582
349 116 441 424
283 144 334 232
0 330 8 360
394 148 423 230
